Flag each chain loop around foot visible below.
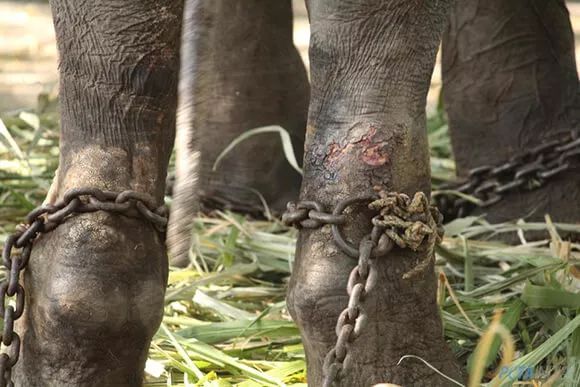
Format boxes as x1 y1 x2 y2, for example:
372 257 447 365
283 189 443 386
434 129 580 220
0 187 167 386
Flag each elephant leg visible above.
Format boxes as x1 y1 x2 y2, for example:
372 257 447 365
442 0 580 224
168 0 309 266
14 1 181 385
287 1 461 386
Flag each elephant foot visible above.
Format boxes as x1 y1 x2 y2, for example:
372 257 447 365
14 208 167 387
286 197 462 386
475 170 580 232
13 149 168 386
435 129 580 239
24 0 179 383
442 0 580 232
168 0 309 266
190 48 307 217
289 0 461 382
436 138 580 235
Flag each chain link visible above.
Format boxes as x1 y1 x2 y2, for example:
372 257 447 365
283 190 443 387
433 129 580 220
0 187 167 387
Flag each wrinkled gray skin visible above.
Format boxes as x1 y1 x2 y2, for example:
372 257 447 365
15 1 180 385
167 0 309 267
15 0 578 386
443 0 580 228
287 1 461 385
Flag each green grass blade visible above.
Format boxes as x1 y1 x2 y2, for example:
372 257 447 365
491 313 580 387
563 325 580 387
467 300 525 372
178 320 299 344
462 263 563 298
212 125 302 175
0 118 25 159
521 283 580 309
160 323 204 380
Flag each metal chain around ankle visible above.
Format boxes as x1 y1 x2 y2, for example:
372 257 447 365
283 190 443 387
433 129 580 220
0 187 167 387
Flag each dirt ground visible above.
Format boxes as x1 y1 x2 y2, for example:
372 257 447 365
2 1 580 114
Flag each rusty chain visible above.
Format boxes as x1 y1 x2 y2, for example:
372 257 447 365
433 129 580 220
283 190 443 387
0 187 167 387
